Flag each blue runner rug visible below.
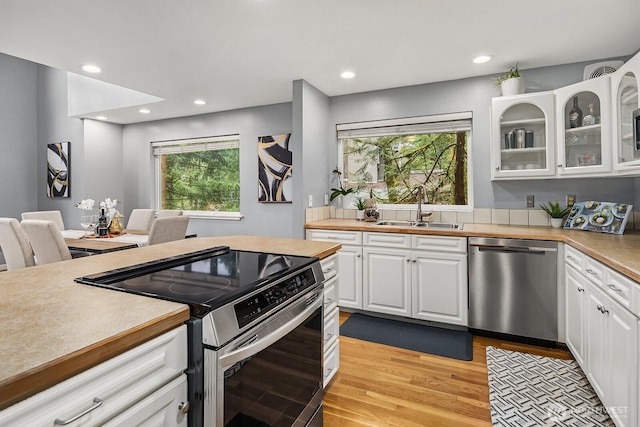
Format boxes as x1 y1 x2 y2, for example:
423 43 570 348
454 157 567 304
340 313 473 361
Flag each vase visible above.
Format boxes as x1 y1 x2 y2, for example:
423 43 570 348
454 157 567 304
501 78 525 96
550 218 564 228
108 215 124 234
356 210 365 220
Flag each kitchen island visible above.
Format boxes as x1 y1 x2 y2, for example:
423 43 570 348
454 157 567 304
0 236 341 411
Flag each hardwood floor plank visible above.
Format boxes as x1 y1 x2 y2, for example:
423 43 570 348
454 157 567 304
324 311 572 426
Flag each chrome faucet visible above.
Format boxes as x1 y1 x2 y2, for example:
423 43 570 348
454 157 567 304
415 186 432 223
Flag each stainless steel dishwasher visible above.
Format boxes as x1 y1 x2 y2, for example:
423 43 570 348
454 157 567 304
468 237 558 342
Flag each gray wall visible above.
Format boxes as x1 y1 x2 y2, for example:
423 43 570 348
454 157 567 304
122 103 295 238
329 58 636 209
0 54 38 219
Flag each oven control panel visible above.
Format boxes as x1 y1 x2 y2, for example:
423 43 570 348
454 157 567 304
234 268 316 328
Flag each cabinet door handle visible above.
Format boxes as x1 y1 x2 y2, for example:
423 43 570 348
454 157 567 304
585 269 600 279
607 284 622 293
356 254 361 258
601 306 609 315
412 259 417 263
577 287 584 292
567 255 575 261
406 259 411 263
557 164 563 167
54 398 103 425
178 401 190 415
324 367 334 378
596 304 603 313
495 166 500 171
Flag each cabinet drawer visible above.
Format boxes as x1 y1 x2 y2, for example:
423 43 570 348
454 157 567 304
323 339 340 387
412 235 466 253
564 245 584 271
324 277 338 313
103 375 188 426
0 326 187 427
584 256 605 288
324 306 339 348
307 230 362 245
363 232 411 248
605 269 637 313
320 253 338 281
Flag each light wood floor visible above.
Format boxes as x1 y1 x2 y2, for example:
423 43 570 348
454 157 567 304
323 312 572 427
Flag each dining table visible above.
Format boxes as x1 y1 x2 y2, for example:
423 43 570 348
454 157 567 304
62 229 148 255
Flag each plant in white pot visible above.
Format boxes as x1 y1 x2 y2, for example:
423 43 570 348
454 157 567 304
495 63 524 96
540 201 571 228
354 197 366 220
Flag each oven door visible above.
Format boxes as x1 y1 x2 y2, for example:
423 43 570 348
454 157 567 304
205 285 324 427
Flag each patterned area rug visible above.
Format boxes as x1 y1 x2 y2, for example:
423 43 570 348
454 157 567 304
486 346 614 426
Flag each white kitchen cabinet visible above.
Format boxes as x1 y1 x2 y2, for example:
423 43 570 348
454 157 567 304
564 265 587 367
555 77 612 176
585 283 609 398
320 254 340 387
0 326 188 427
611 52 640 173
363 246 412 316
491 91 556 179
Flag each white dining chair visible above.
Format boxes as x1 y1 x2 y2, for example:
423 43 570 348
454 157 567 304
147 216 190 245
21 219 72 265
0 218 36 270
156 210 183 218
126 209 156 232
21 210 65 231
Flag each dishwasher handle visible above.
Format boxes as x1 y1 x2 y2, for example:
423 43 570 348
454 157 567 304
470 243 557 254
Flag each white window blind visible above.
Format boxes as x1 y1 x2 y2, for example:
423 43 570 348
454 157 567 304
337 112 472 139
152 135 239 155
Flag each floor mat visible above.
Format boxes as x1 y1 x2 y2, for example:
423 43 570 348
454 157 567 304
486 346 614 426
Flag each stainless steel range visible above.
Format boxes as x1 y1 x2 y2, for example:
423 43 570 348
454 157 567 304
76 246 325 427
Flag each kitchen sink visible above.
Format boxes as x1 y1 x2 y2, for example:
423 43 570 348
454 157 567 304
374 220 463 230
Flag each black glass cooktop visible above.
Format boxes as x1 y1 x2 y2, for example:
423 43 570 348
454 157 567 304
75 246 319 316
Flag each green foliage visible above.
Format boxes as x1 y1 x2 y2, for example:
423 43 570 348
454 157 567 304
354 197 366 210
494 62 521 85
540 201 571 218
160 149 240 211
329 168 357 201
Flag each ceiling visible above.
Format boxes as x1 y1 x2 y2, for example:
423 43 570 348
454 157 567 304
1 0 638 124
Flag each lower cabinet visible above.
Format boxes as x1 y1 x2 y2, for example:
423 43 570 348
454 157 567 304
363 246 412 316
0 326 188 427
321 254 340 387
336 244 363 309
565 265 587 367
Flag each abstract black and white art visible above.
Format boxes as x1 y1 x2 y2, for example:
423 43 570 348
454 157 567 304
258 133 292 203
47 142 70 198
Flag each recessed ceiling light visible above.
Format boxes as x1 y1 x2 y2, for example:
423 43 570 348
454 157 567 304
193 99 206 105
139 108 151 114
473 55 492 64
341 71 356 79
81 64 102 73
95 116 108 121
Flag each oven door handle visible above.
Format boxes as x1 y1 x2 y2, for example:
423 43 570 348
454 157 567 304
219 291 322 370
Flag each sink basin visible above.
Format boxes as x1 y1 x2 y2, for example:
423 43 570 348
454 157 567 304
374 220 463 230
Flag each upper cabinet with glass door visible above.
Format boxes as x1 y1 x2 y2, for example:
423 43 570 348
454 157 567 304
611 52 640 173
554 77 611 176
491 92 555 180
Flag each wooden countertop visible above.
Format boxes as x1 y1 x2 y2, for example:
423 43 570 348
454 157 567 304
306 219 640 283
0 236 341 410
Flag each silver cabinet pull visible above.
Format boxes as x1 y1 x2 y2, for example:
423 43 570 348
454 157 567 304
178 401 190 415
596 304 603 313
577 287 584 292
324 367 334 378
607 284 622 293
54 398 103 425
567 255 576 261
495 166 500 171
406 259 411 262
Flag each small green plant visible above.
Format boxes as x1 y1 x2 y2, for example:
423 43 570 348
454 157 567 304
540 201 571 218
330 168 356 201
354 197 366 210
494 62 521 85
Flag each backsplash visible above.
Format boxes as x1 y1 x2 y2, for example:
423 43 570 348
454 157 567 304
305 207 640 230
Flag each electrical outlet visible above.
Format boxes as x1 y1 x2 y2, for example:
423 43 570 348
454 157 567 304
324 194 329 205
566 194 576 207
308 195 313 207
526 195 535 208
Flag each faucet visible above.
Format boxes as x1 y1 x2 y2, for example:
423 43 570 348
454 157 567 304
415 186 432 223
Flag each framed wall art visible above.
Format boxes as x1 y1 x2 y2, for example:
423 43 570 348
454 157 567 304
47 141 70 198
563 200 633 235
258 133 292 203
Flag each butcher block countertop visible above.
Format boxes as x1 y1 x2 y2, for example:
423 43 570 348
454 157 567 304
306 219 640 283
0 236 341 410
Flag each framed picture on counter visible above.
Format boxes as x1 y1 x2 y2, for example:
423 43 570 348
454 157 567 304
563 200 632 235
47 141 70 198
258 133 292 203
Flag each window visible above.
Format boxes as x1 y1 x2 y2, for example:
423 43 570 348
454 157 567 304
337 113 472 208
152 135 240 218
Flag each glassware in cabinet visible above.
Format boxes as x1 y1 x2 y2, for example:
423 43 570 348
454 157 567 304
611 52 640 172
554 77 611 176
491 92 555 180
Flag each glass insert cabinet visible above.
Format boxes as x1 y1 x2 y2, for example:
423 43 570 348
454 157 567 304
611 52 640 172
491 92 555 179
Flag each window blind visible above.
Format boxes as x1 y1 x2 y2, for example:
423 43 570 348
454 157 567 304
152 135 239 155
337 112 471 139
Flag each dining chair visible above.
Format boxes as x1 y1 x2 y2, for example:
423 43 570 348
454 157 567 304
126 209 156 232
21 219 72 265
0 218 36 270
156 209 183 218
147 216 190 245
21 210 65 231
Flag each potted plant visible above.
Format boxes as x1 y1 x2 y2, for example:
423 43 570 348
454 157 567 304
329 168 356 202
495 63 524 96
354 197 366 220
540 201 571 228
